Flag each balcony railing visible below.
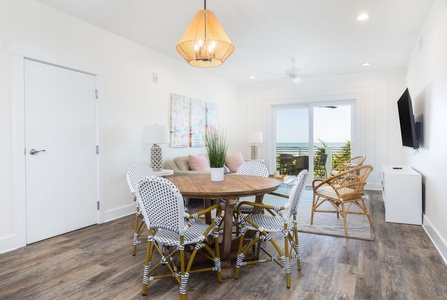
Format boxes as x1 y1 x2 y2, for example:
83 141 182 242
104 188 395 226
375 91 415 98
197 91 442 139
276 145 350 176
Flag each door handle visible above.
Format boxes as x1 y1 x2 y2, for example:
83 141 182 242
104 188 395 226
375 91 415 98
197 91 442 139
29 148 46 155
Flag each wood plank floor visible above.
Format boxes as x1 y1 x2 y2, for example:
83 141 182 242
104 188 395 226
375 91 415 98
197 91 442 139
1 191 446 299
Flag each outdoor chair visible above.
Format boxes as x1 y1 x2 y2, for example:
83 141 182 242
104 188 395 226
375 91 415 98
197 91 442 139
311 164 374 236
293 155 309 175
126 164 155 256
279 153 295 175
136 176 223 300
234 170 309 288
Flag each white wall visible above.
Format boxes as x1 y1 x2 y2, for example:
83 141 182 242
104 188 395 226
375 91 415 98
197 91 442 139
0 0 241 252
406 0 447 262
239 70 407 189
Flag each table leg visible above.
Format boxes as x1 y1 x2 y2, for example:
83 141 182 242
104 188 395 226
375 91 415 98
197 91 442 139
221 197 236 260
220 194 266 279
203 198 212 224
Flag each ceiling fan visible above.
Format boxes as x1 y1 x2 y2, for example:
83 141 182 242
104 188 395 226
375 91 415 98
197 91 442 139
284 58 303 84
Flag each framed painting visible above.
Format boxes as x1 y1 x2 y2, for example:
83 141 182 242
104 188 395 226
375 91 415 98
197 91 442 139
206 102 219 133
190 98 206 147
170 93 190 147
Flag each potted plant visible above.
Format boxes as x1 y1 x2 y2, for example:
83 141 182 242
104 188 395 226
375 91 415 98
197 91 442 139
205 129 228 181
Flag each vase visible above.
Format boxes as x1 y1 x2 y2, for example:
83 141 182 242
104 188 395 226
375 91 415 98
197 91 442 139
210 167 224 182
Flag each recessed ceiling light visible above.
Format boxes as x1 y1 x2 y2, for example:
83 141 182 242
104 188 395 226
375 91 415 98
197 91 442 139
357 13 369 21
249 76 255 79
362 62 371 66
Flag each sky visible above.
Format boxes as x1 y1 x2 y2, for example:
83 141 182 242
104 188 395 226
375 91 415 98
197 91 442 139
276 105 351 143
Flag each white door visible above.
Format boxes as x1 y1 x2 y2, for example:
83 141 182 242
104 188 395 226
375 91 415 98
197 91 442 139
25 59 98 244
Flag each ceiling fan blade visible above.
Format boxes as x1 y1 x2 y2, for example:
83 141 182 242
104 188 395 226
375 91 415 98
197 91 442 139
292 77 303 84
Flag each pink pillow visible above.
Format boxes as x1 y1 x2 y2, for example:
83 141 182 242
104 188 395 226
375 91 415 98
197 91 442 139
225 151 245 172
188 154 210 171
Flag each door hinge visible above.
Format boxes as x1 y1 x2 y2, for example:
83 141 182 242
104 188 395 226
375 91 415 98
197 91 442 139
95 89 99 99
96 145 99 155
97 201 100 210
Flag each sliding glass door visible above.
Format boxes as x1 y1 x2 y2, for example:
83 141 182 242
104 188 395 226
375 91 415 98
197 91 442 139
275 106 309 176
274 101 353 180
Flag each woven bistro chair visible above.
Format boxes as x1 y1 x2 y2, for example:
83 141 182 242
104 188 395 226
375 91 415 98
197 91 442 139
236 160 269 177
234 160 269 211
234 170 309 288
311 164 374 236
126 164 155 256
214 161 270 234
136 176 223 300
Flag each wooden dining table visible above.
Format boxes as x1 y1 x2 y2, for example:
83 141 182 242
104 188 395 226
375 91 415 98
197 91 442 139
168 173 281 277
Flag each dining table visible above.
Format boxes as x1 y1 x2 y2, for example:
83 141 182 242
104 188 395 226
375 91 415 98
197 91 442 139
168 173 281 278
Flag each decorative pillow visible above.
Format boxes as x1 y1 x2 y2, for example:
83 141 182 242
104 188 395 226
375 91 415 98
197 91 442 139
188 154 210 171
174 156 190 171
225 151 245 172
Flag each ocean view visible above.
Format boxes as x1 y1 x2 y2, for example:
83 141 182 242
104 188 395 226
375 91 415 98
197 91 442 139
277 142 346 148
276 142 347 155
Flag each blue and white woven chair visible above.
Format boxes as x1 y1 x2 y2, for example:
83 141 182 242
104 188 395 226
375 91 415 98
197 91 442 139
126 164 155 256
236 160 269 177
218 161 270 234
136 177 223 300
234 160 270 219
234 170 309 288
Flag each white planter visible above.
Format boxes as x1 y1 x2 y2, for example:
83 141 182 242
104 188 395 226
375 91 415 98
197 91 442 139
210 167 224 182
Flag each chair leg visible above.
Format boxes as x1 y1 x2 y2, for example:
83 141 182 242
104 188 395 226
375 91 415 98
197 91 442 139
283 225 291 288
179 243 188 300
340 202 349 236
133 206 144 256
234 224 247 280
362 198 375 230
142 231 154 296
213 229 222 283
290 220 301 271
310 194 318 225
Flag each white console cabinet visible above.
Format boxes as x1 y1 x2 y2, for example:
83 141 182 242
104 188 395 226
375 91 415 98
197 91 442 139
382 166 422 225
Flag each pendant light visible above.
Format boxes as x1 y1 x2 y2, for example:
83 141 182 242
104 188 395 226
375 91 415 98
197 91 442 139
176 0 235 67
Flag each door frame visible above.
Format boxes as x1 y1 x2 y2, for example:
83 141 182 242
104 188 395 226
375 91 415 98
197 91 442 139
12 51 103 249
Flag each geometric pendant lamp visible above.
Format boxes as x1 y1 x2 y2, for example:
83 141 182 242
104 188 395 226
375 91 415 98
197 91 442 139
176 0 235 68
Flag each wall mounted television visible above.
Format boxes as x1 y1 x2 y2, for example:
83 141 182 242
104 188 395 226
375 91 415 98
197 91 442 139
397 88 420 149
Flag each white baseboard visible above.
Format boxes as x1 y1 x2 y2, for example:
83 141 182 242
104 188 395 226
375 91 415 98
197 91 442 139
104 203 135 222
0 234 25 254
0 204 135 254
423 215 447 266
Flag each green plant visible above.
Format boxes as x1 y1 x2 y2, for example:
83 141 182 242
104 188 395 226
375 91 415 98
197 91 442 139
332 140 351 171
205 129 228 168
315 138 329 156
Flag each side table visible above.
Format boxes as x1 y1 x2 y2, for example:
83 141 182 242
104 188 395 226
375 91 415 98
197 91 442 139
154 169 174 177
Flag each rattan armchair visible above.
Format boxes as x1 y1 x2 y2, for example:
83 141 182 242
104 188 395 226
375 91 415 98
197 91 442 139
136 176 223 300
234 170 309 288
311 164 374 236
330 155 366 176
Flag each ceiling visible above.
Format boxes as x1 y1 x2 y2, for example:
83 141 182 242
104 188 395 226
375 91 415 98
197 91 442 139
35 0 434 85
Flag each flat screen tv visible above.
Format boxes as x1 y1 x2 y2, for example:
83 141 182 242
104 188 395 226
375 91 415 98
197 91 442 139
397 88 420 149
